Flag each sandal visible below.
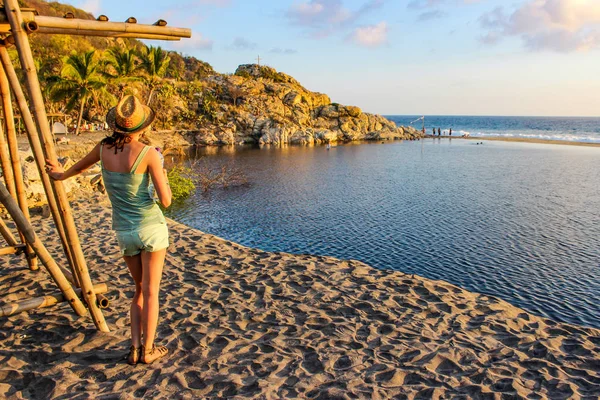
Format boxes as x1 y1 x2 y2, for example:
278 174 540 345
127 345 141 365
141 344 169 364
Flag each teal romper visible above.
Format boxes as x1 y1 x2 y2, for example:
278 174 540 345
100 145 169 256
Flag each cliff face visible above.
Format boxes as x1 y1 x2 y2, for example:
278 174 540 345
192 65 422 146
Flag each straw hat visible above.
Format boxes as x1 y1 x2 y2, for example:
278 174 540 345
106 95 155 134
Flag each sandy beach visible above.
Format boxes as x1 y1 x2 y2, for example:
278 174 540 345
460 136 600 147
0 192 598 399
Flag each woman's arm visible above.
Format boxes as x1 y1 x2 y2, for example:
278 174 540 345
147 148 172 208
46 142 102 181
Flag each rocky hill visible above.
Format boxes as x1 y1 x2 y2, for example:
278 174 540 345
188 65 422 146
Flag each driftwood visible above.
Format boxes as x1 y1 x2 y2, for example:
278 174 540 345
4 0 109 331
0 283 108 317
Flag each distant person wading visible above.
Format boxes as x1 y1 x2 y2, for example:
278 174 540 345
46 95 172 365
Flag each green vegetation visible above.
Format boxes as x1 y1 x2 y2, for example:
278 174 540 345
167 166 196 202
19 0 221 133
48 51 114 135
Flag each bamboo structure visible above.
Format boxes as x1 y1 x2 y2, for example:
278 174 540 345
5 0 109 331
0 180 85 315
0 45 78 282
0 283 107 317
0 2 190 332
0 62 37 270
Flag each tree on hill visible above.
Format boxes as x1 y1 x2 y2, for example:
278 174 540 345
136 45 171 105
48 50 115 135
104 46 142 99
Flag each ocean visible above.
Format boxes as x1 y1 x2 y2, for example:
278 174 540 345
167 117 600 329
388 115 600 143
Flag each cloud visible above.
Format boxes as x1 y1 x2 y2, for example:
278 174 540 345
269 47 298 54
227 37 257 51
407 0 444 9
79 0 101 14
286 0 385 38
479 0 600 52
196 0 232 6
408 0 479 9
418 10 447 21
172 32 214 52
347 21 388 48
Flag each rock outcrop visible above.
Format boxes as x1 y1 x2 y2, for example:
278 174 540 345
191 65 423 146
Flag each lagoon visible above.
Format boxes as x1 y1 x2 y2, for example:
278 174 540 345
168 139 600 329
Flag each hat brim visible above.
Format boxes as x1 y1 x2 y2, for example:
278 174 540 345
106 104 155 134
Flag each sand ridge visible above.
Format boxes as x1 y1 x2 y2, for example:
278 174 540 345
1 196 599 399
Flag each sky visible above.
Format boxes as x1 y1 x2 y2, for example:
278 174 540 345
61 0 600 117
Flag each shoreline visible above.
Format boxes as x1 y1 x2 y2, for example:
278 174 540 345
0 195 599 398
424 135 600 148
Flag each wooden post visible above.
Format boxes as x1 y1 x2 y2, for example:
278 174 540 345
0 46 78 285
0 62 37 270
0 180 86 316
0 283 108 317
5 0 109 332
0 216 18 246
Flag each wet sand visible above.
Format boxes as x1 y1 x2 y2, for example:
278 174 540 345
1 194 599 398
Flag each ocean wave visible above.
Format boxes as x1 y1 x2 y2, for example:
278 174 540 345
469 131 600 143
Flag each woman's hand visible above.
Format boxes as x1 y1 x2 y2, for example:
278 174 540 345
45 159 65 181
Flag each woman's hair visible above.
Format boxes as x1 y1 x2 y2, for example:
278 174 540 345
101 132 132 154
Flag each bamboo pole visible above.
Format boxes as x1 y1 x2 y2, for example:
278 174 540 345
0 62 37 270
35 27 182 41
0 215 18 246
0 46 78 285
96 293 109 309
4 0 109 332
0 108 16 198
0 180 86 315
0 283 107 317
0 244 24 255
33 15 191 38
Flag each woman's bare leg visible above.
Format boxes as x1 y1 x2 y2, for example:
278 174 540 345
124 254 143 348
140 248 166 348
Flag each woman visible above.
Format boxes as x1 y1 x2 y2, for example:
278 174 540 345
46 95 172 365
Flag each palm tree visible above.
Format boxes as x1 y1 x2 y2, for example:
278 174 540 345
49 51 115 135
103 46 142 99
136 45 171 105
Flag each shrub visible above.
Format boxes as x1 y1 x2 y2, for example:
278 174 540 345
167 166 196 202
193 160 248 192
235 70 251 79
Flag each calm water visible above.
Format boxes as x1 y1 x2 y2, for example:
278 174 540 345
390 115 600 143
168 139 600 329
